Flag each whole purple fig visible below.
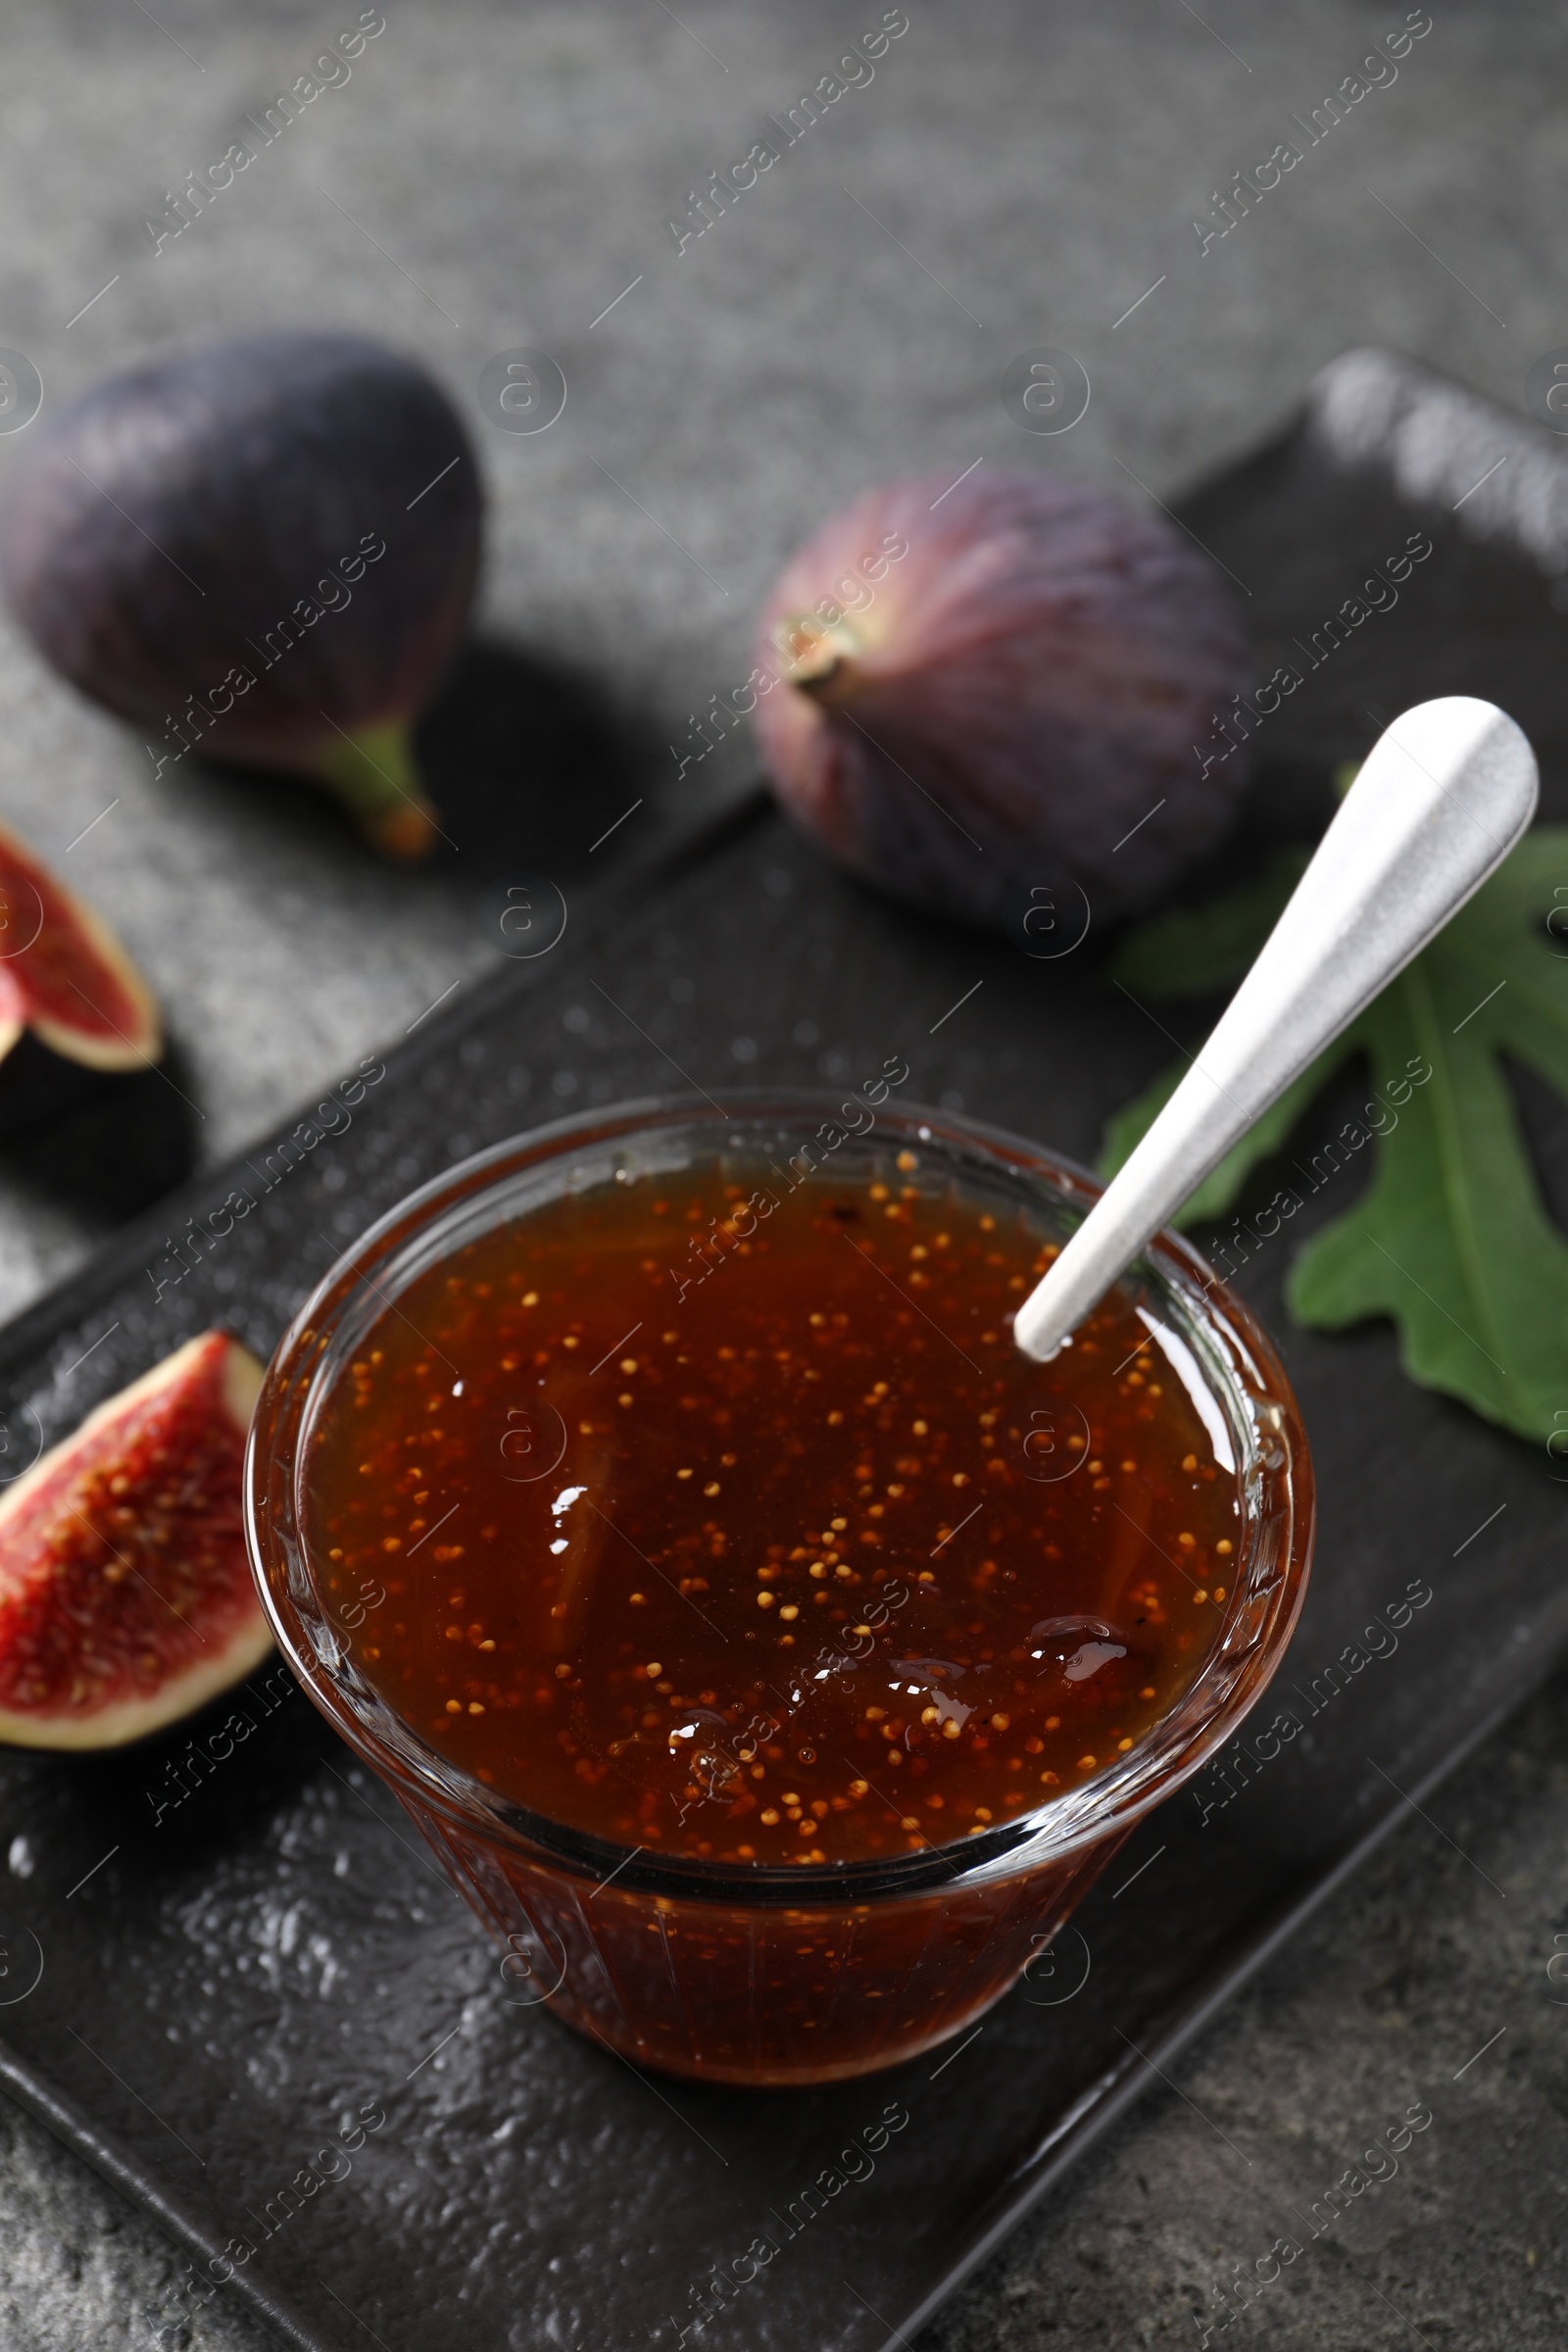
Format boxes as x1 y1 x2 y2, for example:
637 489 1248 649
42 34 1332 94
0 333 481 858
751 470 1253 928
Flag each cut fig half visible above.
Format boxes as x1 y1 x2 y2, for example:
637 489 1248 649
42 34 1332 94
0 1331 273 1749
0 815 162 1073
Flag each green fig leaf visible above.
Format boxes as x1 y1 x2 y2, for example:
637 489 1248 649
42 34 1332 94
1102 1040 1366 1230
1108 845 1308 1003
1100 828 1568 1444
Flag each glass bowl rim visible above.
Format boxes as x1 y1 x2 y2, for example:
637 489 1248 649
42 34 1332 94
244 1088 1314 1909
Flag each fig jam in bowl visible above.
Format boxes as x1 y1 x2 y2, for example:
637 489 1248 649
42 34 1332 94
245 1094 1312 2087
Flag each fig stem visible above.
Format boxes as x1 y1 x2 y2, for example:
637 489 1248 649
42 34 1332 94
791 658 861 712
776 613 862 708
314 718 440 860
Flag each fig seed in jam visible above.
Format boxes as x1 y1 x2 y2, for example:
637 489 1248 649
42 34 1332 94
305 1154 1240 1865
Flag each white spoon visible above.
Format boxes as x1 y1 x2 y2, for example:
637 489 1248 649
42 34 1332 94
1012 696 1539 1363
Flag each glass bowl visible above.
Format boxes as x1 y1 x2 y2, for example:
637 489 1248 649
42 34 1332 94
245 1093 1313 2087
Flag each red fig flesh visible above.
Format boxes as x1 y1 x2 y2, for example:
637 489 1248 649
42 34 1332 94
752 470 1254 928
0 1332 271 1748
0 814 161 1071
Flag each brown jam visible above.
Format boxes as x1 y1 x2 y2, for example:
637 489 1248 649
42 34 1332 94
304 1153 1241 1869
260 1123 1298 2086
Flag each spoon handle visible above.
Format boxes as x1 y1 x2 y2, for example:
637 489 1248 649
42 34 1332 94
1013 696 1539 1363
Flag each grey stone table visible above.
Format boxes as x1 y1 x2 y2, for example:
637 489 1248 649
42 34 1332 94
0 1 1564 2343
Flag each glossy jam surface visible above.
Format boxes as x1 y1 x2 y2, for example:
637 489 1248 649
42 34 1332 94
304 1159 1242 1865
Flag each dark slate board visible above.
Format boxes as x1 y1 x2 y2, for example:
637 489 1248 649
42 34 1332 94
1 352 1565 2352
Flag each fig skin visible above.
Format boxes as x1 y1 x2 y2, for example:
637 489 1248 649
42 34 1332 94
751 470 1254 928
0 333 482 858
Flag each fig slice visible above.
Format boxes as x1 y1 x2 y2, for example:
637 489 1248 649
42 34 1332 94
0 1331 271 1749
0 814 162 1072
